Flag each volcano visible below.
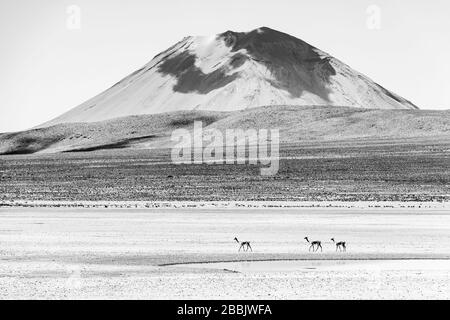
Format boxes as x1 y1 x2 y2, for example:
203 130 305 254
40 27 417 127
4 27 441 155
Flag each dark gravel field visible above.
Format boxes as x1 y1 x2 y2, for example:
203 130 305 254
1 138 449 203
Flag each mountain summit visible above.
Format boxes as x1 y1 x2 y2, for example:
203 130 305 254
42 27 418 127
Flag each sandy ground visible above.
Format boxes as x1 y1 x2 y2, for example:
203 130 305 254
0 207 449 299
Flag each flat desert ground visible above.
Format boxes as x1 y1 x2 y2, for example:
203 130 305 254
0 207 449 299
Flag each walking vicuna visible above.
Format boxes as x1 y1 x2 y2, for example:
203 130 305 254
331 238 346 252
304 237 322 252
234 237 252 252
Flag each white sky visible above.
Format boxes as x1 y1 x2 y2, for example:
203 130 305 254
1 0 449 132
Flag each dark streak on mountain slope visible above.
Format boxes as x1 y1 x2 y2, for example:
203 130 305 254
220 27 336 100
158 51 240 94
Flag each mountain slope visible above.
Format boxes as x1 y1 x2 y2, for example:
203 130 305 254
2 106 447 155
39 27 418 128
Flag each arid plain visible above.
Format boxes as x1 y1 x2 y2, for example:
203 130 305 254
0 206 449 299
1 125 449 299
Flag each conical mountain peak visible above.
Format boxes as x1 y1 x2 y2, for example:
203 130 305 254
41 27 417 127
